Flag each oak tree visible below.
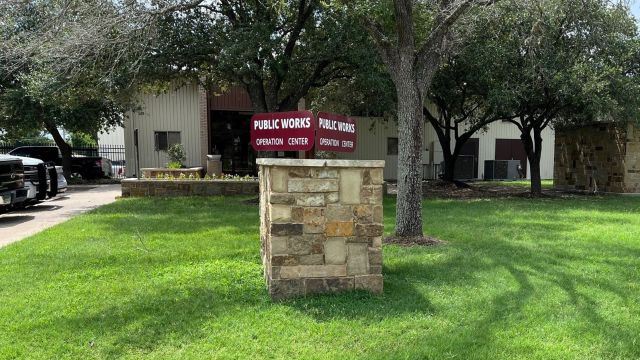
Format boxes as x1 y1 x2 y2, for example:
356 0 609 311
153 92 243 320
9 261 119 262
357 0 488 238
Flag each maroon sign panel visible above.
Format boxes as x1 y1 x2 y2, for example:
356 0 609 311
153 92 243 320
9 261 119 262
250 111 316 151
316 112 357 153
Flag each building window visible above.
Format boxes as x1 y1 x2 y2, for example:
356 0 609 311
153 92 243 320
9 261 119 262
154 131 181 151
387 137 398 155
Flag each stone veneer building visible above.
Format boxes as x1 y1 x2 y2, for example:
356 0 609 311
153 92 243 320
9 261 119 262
258 159 384 299
554 123 640 193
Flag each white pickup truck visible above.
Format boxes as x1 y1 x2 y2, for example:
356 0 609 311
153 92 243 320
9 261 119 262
0 154 67 206
0 155 27 212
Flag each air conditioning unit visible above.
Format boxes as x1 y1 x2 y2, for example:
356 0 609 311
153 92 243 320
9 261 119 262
484 160 521 180
454 155 475 180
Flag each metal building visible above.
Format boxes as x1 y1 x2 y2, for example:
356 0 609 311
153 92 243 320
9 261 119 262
124 84 555 180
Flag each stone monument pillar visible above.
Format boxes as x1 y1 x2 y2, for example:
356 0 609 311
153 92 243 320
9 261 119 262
257 158 385 300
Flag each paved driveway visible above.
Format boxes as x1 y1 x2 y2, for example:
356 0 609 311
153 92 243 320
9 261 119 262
0 184 120 248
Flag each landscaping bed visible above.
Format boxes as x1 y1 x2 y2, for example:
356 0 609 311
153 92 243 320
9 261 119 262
141 167 204 178
386 179 558 199
0 195 639 358
121 178 259 197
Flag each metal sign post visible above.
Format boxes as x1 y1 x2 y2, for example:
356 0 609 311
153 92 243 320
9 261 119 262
134 128 140 179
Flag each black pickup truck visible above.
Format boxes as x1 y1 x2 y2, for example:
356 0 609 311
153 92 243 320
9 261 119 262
9 146 112 180
0 156 27 212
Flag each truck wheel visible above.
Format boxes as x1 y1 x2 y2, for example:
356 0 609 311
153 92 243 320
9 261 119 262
48 166 58 198
36 163 48 201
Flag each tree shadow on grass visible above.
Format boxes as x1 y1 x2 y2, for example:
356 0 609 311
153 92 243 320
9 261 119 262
463 242 636 357
283 276 436 325
286 196 640 358
43 260 435 358
52 283 265 358
282 235 639 357
89 196 260 238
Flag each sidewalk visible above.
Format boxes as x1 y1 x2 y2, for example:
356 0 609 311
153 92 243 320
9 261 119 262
0 184 121 248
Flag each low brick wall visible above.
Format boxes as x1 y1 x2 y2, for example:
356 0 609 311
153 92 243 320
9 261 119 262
141 167 204 178
121 179 259 197
258 158 385 300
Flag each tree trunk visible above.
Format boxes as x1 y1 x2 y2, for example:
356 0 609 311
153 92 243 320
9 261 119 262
442 151 456 182
435 130 471 183
395 79 424 238
427 115 454 182
367 0 472 239
43 121 73 179
521 126 544 195
531 126 544 194
441 139 470 182
245 83 276 160
529 155 542 195
246 82 269 113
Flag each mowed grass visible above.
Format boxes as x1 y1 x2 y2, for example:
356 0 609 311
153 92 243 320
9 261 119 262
1 195 639 359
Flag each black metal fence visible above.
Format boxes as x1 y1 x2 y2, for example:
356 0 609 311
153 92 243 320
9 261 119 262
0 142 127 179
0 140 57 154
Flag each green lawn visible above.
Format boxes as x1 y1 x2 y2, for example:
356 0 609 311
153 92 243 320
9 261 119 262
1 195 639 359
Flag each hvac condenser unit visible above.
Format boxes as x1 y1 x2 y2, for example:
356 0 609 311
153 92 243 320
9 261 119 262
454 155 476 180
484 160 521 180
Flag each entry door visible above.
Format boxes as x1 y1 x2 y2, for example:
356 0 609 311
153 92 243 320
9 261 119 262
495 139 527 177
210 111 252 175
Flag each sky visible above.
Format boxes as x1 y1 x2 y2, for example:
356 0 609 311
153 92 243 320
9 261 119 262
632 0 640 20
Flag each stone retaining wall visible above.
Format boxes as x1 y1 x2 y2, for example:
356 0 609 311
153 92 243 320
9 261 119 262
121 179 259 197
257 159 385 300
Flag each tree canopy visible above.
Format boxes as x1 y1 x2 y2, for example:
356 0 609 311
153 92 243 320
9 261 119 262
0 0 150 174
144 0 373 112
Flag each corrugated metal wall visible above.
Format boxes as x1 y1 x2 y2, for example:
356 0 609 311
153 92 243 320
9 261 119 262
209 86 254 112
98 126 125 146
124 84 201 176
336 117 398 179
123 85 556 180
338 117 555 181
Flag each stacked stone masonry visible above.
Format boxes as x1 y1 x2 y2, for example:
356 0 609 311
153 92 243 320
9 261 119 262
555 124 640 193
121 179 259 197
258 159 385 300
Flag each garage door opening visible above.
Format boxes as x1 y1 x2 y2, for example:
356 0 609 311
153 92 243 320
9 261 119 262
495 139 527 178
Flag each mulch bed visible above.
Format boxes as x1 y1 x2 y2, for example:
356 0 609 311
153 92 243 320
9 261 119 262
384 235 445 247
386 180 567 199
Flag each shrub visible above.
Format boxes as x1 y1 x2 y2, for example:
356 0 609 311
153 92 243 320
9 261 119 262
167 144 186 167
